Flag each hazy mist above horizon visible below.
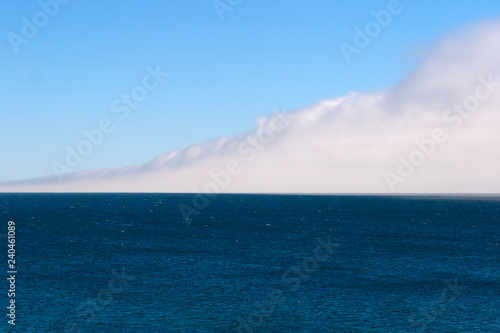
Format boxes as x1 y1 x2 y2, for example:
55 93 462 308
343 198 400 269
2 1 500 193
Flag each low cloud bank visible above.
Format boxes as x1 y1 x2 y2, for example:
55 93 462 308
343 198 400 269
2 18 500 193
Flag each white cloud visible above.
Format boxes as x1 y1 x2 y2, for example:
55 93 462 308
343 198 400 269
2 18 500 193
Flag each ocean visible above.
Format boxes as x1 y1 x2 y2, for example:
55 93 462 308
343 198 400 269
1 194 499 332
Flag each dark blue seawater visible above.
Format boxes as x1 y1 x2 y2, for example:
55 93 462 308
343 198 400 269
0 194 499 332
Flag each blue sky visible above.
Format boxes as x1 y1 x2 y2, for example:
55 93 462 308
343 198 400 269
1 0 500 181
